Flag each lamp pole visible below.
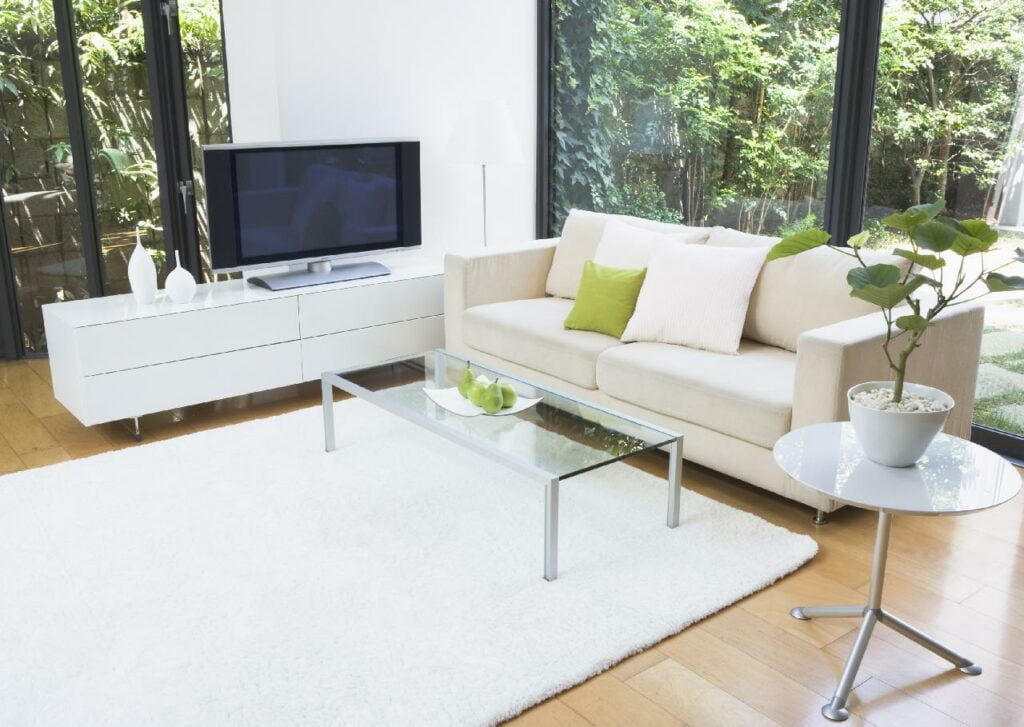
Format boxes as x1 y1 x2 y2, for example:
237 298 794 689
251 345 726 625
481 163 488 247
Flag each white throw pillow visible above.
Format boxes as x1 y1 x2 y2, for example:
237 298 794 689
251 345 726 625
593 218 705 270
707 226 781 248
622 245 767 354
545 209 710 298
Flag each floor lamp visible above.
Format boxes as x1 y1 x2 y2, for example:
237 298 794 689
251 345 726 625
446 100 524 246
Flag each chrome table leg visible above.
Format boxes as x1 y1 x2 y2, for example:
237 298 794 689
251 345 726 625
877 610 982 674
789 510 981 722
667 437 682 528
322 376 336 452
544 478 559 581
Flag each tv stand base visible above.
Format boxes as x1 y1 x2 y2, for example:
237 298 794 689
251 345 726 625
248 261 391 291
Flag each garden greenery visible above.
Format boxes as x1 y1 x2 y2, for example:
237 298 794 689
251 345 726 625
551 0 1024 235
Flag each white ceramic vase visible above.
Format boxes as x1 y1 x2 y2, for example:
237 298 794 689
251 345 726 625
847 381 954 467
165 250 197 304
127 238 157 306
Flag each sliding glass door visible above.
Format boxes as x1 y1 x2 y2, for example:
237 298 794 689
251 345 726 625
0 0 230 357
0 0 92 353
73 0 169 291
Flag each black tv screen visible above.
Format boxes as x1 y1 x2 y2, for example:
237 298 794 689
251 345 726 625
204 140 421 271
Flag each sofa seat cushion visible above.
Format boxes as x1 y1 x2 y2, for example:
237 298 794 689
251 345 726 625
596 341 796 448
463 298 623 389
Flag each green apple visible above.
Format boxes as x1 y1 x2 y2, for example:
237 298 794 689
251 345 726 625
457 363 474 398
482 382 504 414
498 380 517 408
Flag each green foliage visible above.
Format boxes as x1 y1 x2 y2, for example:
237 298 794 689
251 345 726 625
552 0 1024 237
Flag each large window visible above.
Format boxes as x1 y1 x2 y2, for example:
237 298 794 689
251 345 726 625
543 0 1024 452
863 1 1024 440
0 0 230 355
548 0 840 235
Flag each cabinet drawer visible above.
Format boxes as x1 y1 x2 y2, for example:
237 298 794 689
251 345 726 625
299 275 443 337
301 315 444 381
76 298 299 376
77 341 303 425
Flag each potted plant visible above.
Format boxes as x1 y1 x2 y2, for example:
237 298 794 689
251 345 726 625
767 200 1024 466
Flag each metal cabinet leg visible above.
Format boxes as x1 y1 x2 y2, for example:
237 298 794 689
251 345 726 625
813 509 829 525
544 478 559 581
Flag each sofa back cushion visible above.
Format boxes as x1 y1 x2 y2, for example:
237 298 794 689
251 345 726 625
748 246 911 352
545 209 709 298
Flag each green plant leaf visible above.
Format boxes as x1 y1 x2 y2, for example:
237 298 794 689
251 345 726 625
847 230 870 248
911 220 959 252
847 263 902 289
765 228 831 261
849 275 928 309
950 235 991 256
985 272 1024 292
958 219 998 245
883 199 944 233
893 248 946 269
895 314 930 332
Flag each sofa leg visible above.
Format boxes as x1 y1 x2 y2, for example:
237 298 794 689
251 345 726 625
813 509 829 526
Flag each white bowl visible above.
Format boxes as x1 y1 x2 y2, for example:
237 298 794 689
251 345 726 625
847 381 954 467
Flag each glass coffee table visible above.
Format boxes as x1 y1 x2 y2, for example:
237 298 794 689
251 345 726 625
321 349 683 581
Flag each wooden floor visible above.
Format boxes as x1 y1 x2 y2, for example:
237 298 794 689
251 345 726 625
1 358 1022 726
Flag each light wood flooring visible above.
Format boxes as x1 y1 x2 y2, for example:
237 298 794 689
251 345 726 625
1 358 1022 726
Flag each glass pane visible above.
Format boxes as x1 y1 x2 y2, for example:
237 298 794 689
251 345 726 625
180 0 230 282
549 0 840 235
1 1 91 354
864 3 1024 438
74 0 167 291
331 351 677 480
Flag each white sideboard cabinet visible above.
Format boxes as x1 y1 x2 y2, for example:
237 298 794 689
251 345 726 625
43 253 444 429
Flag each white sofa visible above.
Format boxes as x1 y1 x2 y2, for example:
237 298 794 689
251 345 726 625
443 211 985 515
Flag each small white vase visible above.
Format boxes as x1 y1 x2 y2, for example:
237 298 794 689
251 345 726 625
165 250 197 304
127 238 157 306
847 381 954 467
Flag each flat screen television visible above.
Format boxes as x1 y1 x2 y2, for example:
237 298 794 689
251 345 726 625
203 139 421 289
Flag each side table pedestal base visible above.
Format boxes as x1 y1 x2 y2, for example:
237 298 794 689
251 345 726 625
791 511 982 722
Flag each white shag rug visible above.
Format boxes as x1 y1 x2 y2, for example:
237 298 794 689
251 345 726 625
0 400 817 726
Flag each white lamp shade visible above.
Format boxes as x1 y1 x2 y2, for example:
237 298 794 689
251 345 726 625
446 100 524 165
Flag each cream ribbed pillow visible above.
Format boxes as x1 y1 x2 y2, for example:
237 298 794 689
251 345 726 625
621 245 767 354
593 218 706 270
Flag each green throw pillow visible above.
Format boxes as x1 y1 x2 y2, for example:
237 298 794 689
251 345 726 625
564 260 647 339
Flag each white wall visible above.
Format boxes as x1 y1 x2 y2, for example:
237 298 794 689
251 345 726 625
221 0 537 253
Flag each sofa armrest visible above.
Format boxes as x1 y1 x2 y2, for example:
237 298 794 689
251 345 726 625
792 303 985 438
444 238 559 351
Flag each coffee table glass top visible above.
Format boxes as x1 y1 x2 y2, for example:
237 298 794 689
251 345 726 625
326 349 678 480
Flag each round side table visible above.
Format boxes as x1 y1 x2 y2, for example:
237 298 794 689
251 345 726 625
773 422 1021 722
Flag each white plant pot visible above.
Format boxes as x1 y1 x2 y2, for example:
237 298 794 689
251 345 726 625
165 250 197 304
127 239 157 306
847 381 954 467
